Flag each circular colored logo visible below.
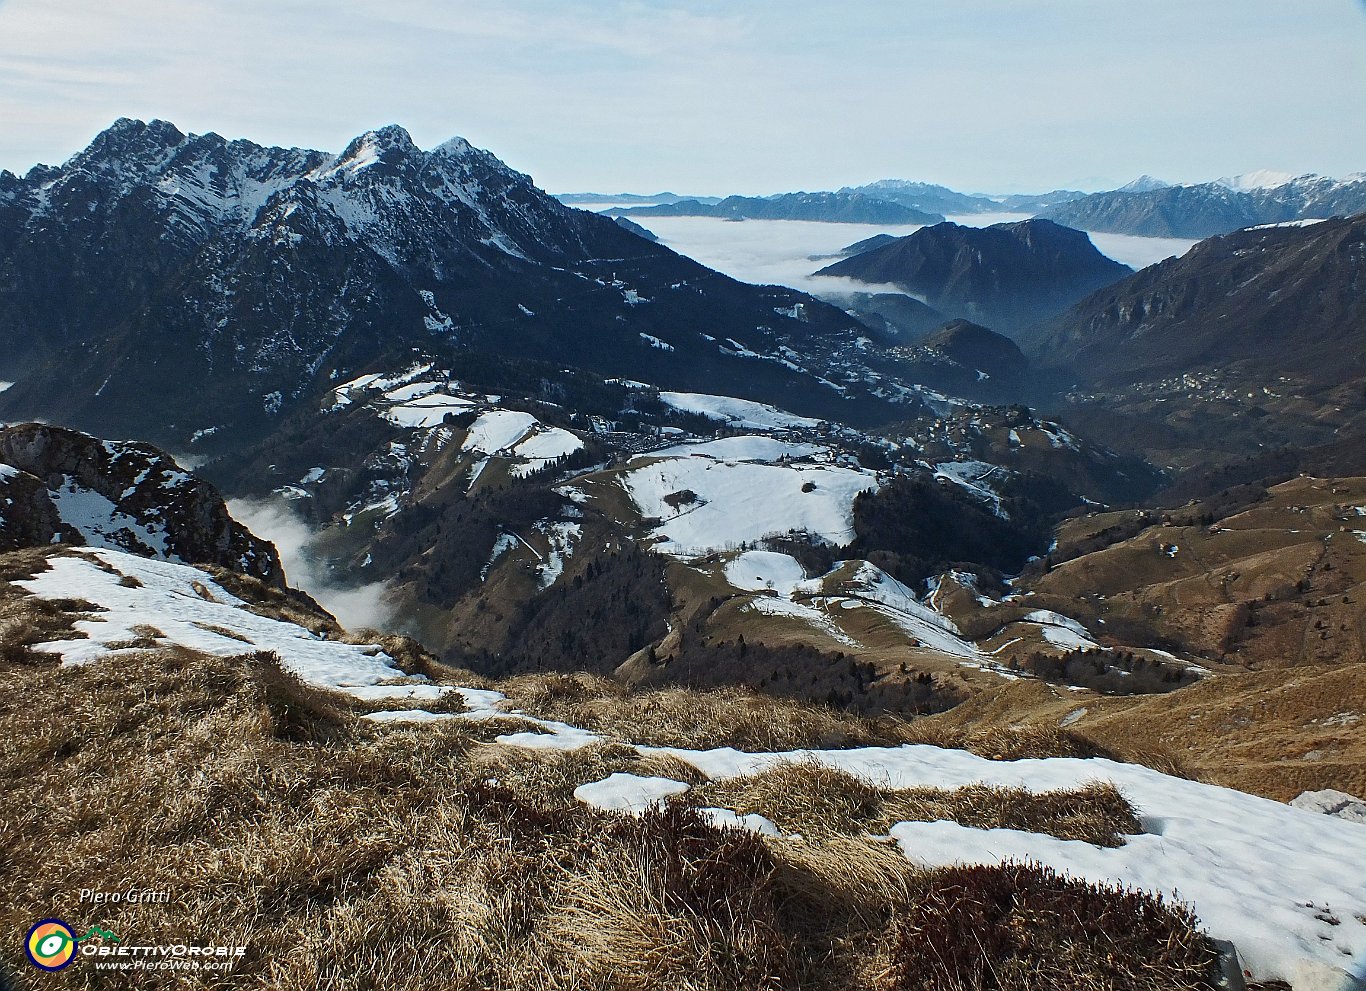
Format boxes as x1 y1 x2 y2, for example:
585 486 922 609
25 919 77 972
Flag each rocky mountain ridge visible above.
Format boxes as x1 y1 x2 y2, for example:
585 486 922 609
0 422 281 580
0 119 920 449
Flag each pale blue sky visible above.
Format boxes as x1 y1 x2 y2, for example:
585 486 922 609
1 0 1363 194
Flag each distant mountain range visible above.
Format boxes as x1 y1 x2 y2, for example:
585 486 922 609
836 180 1086 217
813 220 1132 335
606 192 944 225
563 171 1366 240
556 191 723 206
1040 173 1366 238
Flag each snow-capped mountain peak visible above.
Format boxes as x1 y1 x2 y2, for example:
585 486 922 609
11 119 577 267
1118 175 1171 193
328 125 420 175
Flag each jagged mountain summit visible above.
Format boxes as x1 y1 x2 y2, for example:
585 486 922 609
0 119 911 448
813 219 1132 338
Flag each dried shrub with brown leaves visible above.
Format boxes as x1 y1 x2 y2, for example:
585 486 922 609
880 862 1218 991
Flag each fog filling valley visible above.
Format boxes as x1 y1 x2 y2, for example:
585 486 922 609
228 498 399 633
592 211 1199 297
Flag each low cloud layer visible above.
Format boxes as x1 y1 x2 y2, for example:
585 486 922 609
630 213 1195 296
228 497 399 634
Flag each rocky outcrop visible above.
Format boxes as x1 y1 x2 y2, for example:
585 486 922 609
0 463 62 552
0 423 282 582
1291 789 1366 825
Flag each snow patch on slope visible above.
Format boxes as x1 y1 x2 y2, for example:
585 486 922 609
621 457 877 556
644 742 1366 991
658 391 821 430
18 549 401 685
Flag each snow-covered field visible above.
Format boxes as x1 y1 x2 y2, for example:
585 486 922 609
607 744 1366 991
721 552 984 660
461 409 539 453
19 550 404 685
333 365 583 477
620 455 877 556
658 391 821 430
651 435 825 461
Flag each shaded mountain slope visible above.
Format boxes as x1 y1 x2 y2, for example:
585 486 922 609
815 220 1132 336
1038 215 1366 387
1034 214 1366 466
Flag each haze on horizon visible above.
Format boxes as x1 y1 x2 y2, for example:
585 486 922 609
1 0 1363 196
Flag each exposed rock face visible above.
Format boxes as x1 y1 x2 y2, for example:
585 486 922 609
0 463 62 552
0 423 282 582
1290 789 1366 825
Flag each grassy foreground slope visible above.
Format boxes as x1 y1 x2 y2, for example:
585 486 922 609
1 648 1217 991
5 545 1366 989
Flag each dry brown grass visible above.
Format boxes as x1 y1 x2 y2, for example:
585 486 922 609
466 741 711 806
0 547 101 666
900 719 1122 762
497 671 916 751
497 671 1134 763
691 762 1141 847
0 648 1218 990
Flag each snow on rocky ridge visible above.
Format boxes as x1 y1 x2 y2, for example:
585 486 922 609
12 545 1366 991
15 118 580 271
0 424 281 580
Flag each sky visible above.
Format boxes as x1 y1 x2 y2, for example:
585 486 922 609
1 0 1364 195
